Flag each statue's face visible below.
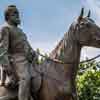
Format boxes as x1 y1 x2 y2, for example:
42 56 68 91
8 8 21 25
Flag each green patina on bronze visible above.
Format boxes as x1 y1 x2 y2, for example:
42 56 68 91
0 48 8 64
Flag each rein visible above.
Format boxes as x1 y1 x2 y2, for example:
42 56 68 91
36 51 100 64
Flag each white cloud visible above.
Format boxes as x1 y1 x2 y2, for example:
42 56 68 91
81 47 100 61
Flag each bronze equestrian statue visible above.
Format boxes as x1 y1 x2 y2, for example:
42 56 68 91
0 7 100 100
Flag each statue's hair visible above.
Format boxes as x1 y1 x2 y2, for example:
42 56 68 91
4 5 18 21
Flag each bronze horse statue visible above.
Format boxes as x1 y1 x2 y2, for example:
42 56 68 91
35 8 100 100
0 8 100 100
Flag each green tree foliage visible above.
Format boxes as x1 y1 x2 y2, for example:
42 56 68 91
77 60 100 100
36 48 49 64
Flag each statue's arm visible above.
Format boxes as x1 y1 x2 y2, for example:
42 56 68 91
0 27 11 85
26 41 38 63
0 27 10 65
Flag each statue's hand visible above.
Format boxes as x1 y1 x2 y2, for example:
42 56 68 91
5 75 18 89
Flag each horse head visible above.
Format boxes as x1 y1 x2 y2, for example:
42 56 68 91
73 8 100 48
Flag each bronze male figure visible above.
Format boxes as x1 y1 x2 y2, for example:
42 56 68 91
0 5 37 100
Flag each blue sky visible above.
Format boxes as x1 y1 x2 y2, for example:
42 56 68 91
0 0 82 51
0 0 100 60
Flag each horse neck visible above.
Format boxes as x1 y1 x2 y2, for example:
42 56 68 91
50 25 82 78
62 31 81 65
50 27 81 64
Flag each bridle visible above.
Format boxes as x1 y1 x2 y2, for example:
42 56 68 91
36 50 100 64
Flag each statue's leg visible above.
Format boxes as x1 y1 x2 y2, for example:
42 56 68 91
17 62 32 100
18 78 31 100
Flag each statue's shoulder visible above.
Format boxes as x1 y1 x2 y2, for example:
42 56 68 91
0 23 11 31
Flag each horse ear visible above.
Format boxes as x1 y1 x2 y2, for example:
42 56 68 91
87 10 91 17
78 7 84 22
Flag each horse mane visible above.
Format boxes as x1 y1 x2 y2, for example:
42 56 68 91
49 23 76 60
49 37 64 59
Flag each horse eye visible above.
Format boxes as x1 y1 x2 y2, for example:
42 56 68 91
80 22 85 26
